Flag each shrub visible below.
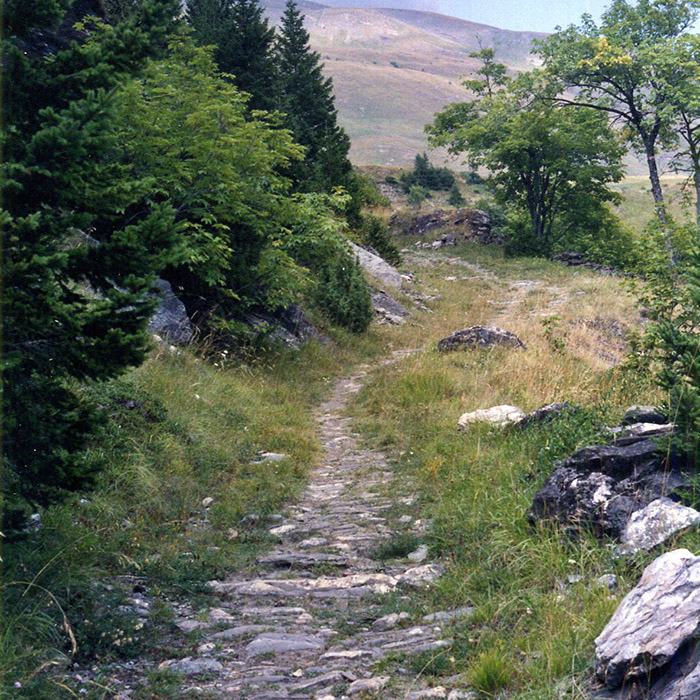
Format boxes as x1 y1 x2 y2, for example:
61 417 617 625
408 185 430 208
315 251 373 333
638 240 700 461
400 153 455 192
358 214 401 266
463 169 485 184
447 182 466 207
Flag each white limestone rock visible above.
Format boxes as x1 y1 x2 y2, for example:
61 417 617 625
349 242 402 290
595 549 700 689
458 405 525 431
617 497 700 555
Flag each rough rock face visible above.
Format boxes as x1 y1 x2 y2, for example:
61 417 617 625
349 242 403 290
516 402 579 430
553 251 619 275
390 208 498 244
458 405 526 431
595 549 700 692
148 279 194 344
621 406 668 426
245 304 332 349
529 421 684 540
437 325 526 352
618 498 700 556
371 290 410 325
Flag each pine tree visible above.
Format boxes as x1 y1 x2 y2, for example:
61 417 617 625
184 0 228 47
274 0 352 192
2 0 183 525
448 182 466 207
186 0 277 112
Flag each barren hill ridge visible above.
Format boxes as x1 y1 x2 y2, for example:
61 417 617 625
263 0 545 166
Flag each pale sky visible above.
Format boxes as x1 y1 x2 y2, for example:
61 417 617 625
439 0 610 33
318 0 611 33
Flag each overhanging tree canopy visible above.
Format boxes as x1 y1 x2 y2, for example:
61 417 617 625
1 0 183 521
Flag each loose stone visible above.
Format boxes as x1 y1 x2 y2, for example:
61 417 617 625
346 676 390 696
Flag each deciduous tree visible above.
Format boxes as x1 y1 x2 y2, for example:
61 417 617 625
428 68 624 255
536 0 700 255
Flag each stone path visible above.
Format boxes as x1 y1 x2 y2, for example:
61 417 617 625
160 357 474 700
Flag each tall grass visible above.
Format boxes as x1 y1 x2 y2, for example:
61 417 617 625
0 238 671 698
1 335 383 698
349 243 662 697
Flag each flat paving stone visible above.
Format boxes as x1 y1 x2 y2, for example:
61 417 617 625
245 633 326 657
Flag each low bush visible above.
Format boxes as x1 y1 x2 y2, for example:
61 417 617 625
315 251 374 333
358 214 401 265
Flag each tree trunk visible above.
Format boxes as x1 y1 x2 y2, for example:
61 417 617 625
645 139 676 264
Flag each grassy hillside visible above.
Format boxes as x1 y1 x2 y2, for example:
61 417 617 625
263 1 545 166
611 174 698 232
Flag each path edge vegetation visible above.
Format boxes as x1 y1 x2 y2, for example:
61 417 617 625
6 0 700 697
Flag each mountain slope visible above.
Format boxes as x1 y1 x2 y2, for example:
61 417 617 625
263 2 545 165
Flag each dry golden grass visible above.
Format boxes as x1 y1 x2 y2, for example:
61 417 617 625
350 241 662 698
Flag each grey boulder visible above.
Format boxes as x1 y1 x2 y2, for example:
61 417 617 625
595 549 700 691
617 497 700 556
458 405 525 431
437 326 525 352
349 242 403 290
516 402 578 430
371 290 410 325
529 424 683 540
148 279 194 344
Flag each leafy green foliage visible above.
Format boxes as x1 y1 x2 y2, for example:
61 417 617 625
536 0 700 253
315 251 373 333
408 184 431 207
636 240 700 460
116 39 309 324
428 58 624 256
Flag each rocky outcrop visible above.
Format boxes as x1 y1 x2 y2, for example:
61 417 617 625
390 208 499 244
618 498 700 556
621 406 668 426
529 418 687 542
516 402 579 430
371 290 410 325
148 279 194 344
595 549 700 696
437 325 526 352
458 405 526 431
245 304 332 349
415 232 458 249
349 241 403 290
553 251 619 275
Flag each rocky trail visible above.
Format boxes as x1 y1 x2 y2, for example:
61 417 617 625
156 354 472 700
